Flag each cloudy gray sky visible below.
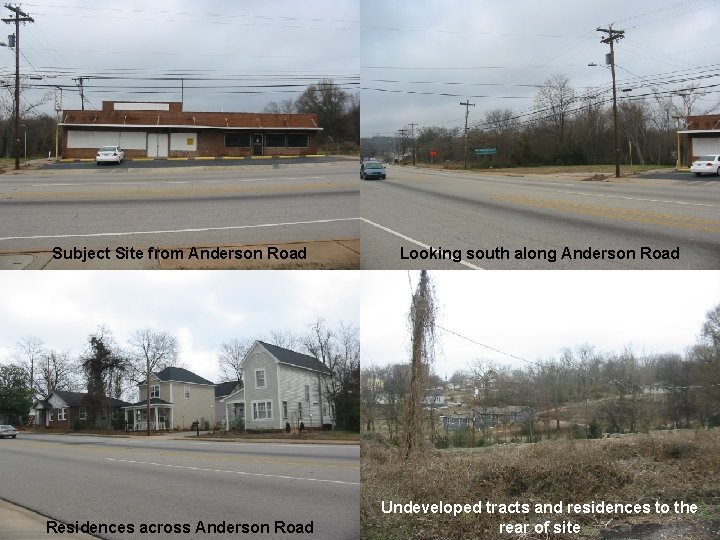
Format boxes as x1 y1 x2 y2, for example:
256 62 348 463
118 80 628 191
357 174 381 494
7 0 358 115
361 0 720 137
361 271 720 379
0 271 360 387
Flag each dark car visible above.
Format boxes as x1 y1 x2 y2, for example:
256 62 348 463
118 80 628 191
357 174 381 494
0 425 18 438
361 160 386 180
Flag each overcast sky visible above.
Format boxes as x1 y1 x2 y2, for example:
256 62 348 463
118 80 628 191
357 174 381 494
361 271 720 379
0 271 360 388
361 0 720 137
8 0 358 115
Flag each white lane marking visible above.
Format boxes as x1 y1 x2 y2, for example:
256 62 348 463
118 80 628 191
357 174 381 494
104 458 359 486
557 190 720 208
31 176 326 187
0 217 361 241
361 218 483 270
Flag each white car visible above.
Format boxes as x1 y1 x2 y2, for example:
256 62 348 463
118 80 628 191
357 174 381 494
690 155 720 176
96 145 125 165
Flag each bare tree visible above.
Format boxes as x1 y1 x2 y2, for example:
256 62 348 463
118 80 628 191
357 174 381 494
361 362 382 432
534 73 576 144
35 350 79 398
263 97 296 114
128 328 179 435
217 338 254 384
303 318 360 431
13 335 45 399
267 329 303 351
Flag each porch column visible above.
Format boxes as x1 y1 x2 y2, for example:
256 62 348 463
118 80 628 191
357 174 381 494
124 409 128 431
154 407 159 431
225 402 229 431
170 407 174 431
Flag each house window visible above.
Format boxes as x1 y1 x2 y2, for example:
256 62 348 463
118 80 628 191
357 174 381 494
150 385 160 398
79 408 87 420
265 133 286 147
224 132 251 148
298 402 303 418
252 401 272 420
184 385 190 399
287 133 309 147
282 401 288 419
255 369 266 389
57 408 66 421
304 385 310 402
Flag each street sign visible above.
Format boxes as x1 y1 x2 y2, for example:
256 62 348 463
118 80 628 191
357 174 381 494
474 148 497 155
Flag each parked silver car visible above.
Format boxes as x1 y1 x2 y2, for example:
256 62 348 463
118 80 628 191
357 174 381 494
0 424 18 438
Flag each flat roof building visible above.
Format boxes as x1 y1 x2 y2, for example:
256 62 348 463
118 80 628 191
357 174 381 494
677 114 720 168
60 101 322 160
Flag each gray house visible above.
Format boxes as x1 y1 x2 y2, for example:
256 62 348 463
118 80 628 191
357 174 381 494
220 341 334 431
440 406 533 431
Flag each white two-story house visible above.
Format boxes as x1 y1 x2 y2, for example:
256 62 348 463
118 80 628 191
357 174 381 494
220 341 334 431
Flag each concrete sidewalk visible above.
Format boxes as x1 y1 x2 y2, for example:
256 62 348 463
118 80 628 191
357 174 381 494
0 499 95 539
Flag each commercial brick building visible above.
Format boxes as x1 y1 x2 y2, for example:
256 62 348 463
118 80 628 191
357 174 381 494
60 101 322 160
677 114 720 167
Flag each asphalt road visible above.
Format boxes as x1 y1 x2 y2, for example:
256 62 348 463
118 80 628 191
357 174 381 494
0 434 359 539
361 165 720 269
0 159 359 269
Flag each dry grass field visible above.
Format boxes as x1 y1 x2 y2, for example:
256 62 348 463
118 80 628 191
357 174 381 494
361 429 720 539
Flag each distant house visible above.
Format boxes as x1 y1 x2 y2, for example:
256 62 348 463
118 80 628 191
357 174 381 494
122 367 215 431
32 391 130 429
220 341 334 431
440 406 533 431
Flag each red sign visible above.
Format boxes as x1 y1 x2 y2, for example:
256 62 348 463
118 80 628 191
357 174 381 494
430 150 437 157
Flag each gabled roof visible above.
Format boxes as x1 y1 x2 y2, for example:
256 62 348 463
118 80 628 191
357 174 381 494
215 380 242 398
50 390 131 408
153 367 214 386
258 341 332 375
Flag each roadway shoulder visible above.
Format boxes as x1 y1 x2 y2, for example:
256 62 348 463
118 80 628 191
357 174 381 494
0 499 96 540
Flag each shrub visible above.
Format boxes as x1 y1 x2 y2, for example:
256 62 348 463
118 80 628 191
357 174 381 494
451 429 471 448
299 421 305 432
285 421 291 433
588 419 602 439
234 417 245 431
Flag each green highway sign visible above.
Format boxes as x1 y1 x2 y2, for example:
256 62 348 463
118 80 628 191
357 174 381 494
475 148 497 155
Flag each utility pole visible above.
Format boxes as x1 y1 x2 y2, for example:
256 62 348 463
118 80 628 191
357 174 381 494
398 128 408 162
596 25 624 178
408 123 418 165
460 100 475 169
2 4 34 171
74 76 87 110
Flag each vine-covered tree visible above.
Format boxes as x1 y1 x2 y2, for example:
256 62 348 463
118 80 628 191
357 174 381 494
404 270 438 459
